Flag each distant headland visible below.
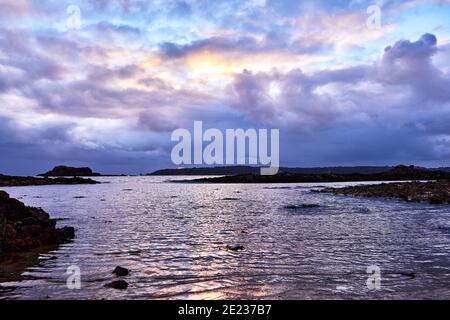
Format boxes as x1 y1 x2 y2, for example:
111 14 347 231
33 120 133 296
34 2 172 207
182 165 450 183
149 165 450 176
38 166 101 177
0 174 99 187
0 165 102 187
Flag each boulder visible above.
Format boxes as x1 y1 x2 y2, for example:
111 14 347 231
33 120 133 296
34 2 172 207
112 266 129 277
104 280 128 290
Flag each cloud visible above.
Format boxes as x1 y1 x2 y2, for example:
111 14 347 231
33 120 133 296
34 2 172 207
93 21 141 37
226 34 450 166
1 1 450 174
0 0 35 18
229 33 449 123
378 33 450 102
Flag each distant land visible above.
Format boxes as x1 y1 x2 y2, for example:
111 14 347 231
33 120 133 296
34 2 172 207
149 165 450 176
0 174 99 187
184 165 450 184
38 166 101 177
37 166 130 177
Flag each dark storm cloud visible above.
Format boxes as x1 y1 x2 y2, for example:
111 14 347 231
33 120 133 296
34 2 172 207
228 34 450 163
378 33 450 102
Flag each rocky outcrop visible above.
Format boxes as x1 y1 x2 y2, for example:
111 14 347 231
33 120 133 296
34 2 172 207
104 280 128 290
321 180 450 205
113 266 129 277
38 166 101 177
0 191 75 254
0 175 99 187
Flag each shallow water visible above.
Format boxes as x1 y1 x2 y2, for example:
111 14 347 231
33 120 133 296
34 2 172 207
0 176 449 299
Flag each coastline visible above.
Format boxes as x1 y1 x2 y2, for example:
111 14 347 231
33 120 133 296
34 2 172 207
0 175 100 187
1 175 449 299
0 191 75 255
180 165 450 184
320 180 450 205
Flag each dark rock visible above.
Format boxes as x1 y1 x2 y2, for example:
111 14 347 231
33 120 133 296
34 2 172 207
428 196 444 205
22 217 39 226
113 266 129 277
284 204 320 210
321 181 450 205
58 227 75 241
0 191 75 254
104 280 128 290
0 191 9 200
398 272 416 279
226 245 245 251
38 166 101 177
0 175 99 187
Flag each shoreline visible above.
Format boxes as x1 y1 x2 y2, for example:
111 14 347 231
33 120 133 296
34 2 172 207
1 174 449 299
0 175 100 187
180 166 450 184
0 191 75 255
320 180 450 205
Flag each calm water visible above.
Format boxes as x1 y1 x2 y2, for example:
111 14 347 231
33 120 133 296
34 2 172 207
0 176 449 300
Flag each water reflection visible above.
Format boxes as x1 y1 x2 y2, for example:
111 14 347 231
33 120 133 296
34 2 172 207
0 177 449 299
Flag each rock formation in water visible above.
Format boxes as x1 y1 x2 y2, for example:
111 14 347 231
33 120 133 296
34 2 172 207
321 180 450 205
38 166 101 177
0 191 75 254
0 174 99 187
113 266 129 277
104 280 129 290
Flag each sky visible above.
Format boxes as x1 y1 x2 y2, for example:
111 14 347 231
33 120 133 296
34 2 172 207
0 0 450 175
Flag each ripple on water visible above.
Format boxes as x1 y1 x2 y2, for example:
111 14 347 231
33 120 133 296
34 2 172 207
0 177 449 299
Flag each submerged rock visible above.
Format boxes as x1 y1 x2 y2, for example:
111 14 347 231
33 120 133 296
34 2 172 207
112 266 129 277
0 175 99 187
284 204 321 210
226 245 245 251
104 280 128 290
0 191 74 254
398 272 416 279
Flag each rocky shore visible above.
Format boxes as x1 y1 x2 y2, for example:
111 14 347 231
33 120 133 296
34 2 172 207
0 191 75 254
0 174 99 187
320 180 450 205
